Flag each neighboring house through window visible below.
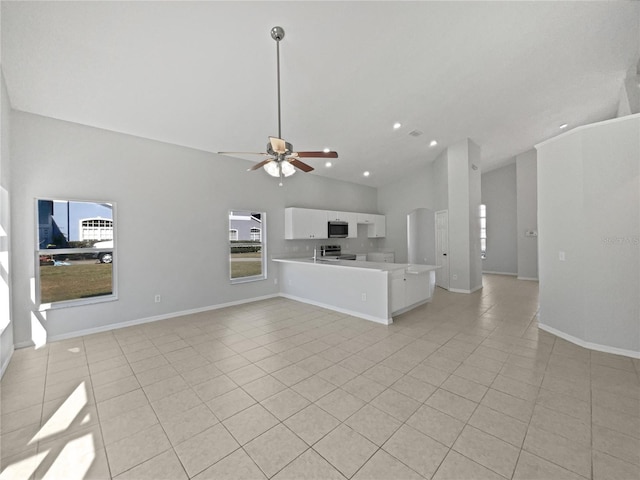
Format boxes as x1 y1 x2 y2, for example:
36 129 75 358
480 203 487 259
229 211 266 283
36 199 117 306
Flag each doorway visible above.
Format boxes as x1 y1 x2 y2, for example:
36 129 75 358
435 210 450 290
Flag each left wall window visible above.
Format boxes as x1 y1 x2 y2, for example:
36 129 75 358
36 199 116 307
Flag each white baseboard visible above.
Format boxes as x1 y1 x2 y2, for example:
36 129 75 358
517 276 539 281
0 344 14 379
539 323 640 359
482 271 517 276
44 294 280 344
448 284 482 294
279 293 392 325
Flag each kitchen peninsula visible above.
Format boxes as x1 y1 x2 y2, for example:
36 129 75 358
273 258 438 324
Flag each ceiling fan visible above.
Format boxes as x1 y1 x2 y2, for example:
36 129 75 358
218 26 338 186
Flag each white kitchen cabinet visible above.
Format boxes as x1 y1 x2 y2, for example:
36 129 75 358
357 213 386 238
284 208 328 239
369 214 386 238
390 269 405 313
326 211 358 238
390 268 434 314
357 213 375 224
285 207 384 240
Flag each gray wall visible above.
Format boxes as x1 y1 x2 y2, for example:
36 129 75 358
516 149 538 279
537 114 639 355
10 111 379 345
377 164 434 263
448 138 482 293
481 163 518 275
0 71 14 376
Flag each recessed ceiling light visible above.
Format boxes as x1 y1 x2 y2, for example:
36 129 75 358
393 122 402 130
429 140 438 147
363 171 370 177
559 123 568 129
325 161 332 168
323 147 330 153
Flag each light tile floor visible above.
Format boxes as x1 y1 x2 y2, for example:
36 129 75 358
2 275 639 479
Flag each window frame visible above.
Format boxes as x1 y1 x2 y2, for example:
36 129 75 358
480 203 487 259
229 210 267 284
35 198 118 310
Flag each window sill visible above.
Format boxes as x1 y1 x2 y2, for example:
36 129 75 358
39 294 118 311
230 276 266 285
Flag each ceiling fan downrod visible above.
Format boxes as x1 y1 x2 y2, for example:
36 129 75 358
271 26 285 140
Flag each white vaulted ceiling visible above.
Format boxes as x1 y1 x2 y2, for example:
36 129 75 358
2 1 639 187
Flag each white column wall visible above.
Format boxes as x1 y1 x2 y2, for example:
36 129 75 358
537 114 640 357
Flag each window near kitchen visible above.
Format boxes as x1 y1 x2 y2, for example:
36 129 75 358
480 203 487 259
36 199 117 307
229 210 266 283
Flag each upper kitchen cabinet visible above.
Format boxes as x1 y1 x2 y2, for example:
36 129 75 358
284 207 328 239
357 213 386 238
369 214 386 238
326 211 358 238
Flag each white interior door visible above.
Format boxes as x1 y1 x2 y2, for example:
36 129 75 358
435 210 450 290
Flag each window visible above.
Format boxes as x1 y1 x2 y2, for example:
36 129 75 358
229 211 266 283
480 204 487 259
250 227 261 242
36 199 116 307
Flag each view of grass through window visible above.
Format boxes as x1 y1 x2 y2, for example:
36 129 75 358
37 199 115 304
229 211 265 281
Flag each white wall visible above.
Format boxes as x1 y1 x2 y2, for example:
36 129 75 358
468 141 482 290
407 208 435 265
448 138 482 293
537 114 640 357
0 70 14 376
481 163 518 275
377 164 434 263
10 111 378 345
516 149 538 280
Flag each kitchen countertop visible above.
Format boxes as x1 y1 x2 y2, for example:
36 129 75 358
272 256 439 273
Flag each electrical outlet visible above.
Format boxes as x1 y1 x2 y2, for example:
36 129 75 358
559 251 566 261
361 293 367 301
452 274 458 281
154 294 161 303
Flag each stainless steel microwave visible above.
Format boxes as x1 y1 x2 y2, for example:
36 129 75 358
328 221 348 238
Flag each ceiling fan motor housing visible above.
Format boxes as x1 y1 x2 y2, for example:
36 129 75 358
267 140 293 157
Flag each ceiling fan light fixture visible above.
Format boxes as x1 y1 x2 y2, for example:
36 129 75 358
263 161 280 177
363 171 370 177
429 140 438 147
393 122 402 130
323 148 330 153
325 161 332 168
281 161 296 177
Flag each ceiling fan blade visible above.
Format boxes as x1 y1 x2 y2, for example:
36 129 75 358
295 151 338 158
248 159 273 171
288 158 314 173
269 137 287 154
218 151 269 156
